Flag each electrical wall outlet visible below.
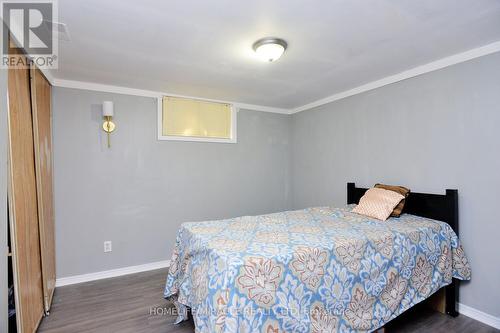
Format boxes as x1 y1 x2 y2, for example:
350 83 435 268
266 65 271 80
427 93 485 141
104 241 112 253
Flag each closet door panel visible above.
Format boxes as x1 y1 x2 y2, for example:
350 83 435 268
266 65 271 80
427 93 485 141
31 66 56 312
7 59 45 332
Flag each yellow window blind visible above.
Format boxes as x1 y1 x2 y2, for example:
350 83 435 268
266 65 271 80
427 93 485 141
162 96 232 139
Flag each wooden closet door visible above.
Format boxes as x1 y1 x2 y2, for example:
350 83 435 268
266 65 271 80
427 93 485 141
7 56 45 332
30 66 56 312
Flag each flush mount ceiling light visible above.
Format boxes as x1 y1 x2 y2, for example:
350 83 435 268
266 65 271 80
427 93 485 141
252 37 287 62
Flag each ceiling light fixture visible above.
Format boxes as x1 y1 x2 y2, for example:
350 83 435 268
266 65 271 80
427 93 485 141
252 37 287 62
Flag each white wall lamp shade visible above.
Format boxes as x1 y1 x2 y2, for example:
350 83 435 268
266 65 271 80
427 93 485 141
252 37 287 62
102 101 114 117
102 101 115 148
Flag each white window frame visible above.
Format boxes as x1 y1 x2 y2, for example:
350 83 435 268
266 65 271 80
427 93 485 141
157 97 237 143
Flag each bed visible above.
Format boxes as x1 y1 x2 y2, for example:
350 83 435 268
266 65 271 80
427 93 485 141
164 183 471 332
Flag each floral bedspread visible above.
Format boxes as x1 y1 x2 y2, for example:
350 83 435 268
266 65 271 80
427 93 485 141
164 206 471 332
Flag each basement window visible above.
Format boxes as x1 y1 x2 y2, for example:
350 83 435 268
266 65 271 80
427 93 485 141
157 96 237 143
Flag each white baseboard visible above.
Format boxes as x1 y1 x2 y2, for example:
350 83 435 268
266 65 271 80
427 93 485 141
459 303 500 330
55 260 170 287
55 262 499 330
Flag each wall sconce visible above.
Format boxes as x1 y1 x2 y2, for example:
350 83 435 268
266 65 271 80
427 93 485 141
102 101 115 148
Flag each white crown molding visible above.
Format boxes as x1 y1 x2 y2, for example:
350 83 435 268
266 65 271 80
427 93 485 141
46 40 500 115
39 67 55 83
51 78 291 114
55 260 170 287
458 303 500 330
52 78 162 98
233 102 290 114
291 40 500 114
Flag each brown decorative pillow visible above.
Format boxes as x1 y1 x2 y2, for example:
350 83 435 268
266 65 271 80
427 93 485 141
352 188 405 221
374 183 410 217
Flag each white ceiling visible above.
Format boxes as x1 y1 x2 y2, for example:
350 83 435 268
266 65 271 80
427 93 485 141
53 0 500 109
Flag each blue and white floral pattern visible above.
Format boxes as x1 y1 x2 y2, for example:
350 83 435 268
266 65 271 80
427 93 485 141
164 206 471 332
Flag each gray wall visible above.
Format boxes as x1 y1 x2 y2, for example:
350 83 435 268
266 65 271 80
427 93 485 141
292 52 500 317
0 66 8 333
53 88 292 278
53 52 500 318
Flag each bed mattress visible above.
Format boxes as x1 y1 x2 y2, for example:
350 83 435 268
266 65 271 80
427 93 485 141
164 206 471 332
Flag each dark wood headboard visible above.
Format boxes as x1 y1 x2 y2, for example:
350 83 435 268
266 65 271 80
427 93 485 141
347 182 459 235
347 182 461 317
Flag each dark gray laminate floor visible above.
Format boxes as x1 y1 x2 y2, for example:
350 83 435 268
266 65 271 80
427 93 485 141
38 268 498 333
